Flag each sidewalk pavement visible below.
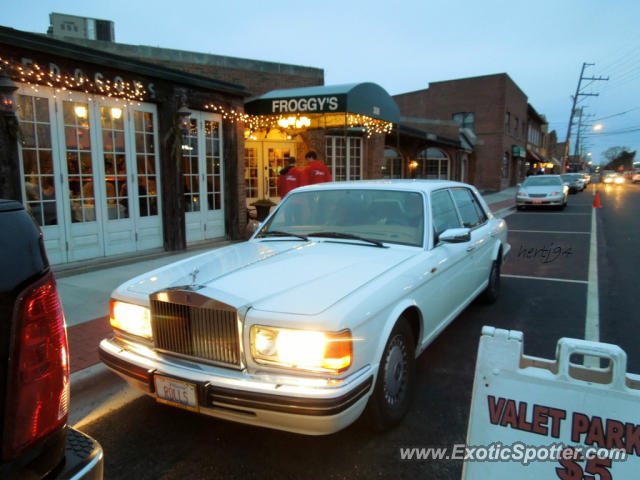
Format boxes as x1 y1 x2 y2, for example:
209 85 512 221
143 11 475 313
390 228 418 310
64 189 516 377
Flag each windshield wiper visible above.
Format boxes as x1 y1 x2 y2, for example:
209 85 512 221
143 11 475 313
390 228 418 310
257 230 309 241
307 231 386 248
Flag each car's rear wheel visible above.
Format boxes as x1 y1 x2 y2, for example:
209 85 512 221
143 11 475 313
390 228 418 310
366 317 415 431
480 256 501 303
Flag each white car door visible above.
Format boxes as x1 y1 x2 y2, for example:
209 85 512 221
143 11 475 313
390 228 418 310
450 187 494 292
416 189 473 342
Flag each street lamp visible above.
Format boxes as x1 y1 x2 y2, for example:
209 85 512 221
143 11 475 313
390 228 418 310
593 123 603 131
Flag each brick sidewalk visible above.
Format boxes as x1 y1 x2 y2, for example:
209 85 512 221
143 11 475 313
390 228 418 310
66 196 515 375
490 197 515 212
67 316 111 374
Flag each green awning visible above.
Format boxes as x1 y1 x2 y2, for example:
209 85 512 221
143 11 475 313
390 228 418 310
245 82 400 124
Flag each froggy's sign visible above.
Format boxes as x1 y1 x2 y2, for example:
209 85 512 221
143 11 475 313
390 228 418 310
463 327 640 479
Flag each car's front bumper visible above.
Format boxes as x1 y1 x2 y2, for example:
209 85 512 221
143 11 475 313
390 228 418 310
99 337 373 435
516 196 564 206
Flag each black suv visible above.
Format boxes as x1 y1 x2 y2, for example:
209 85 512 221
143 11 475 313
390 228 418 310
0 200 103 479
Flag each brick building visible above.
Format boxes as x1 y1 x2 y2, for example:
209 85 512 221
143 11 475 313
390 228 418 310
394 73 530 191
44 37 324 97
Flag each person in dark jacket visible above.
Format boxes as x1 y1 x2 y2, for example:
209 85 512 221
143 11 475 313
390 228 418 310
277 157 303 198
303 151 332 185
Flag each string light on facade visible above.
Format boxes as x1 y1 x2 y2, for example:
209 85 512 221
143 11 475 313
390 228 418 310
0 56 147 102
205 104 393 138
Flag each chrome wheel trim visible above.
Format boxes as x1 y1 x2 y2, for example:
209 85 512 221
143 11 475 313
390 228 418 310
383 335 408 406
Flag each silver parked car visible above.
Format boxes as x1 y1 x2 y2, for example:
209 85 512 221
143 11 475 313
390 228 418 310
516 175 568 210
560 173 585 193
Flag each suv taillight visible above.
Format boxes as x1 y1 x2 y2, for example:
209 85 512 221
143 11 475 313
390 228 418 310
3 270 70 460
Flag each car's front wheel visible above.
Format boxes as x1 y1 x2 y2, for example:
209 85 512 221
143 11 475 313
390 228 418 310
366 317 415 431
480 256 501 303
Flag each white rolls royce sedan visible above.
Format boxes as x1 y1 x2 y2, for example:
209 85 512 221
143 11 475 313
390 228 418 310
99 180 509 435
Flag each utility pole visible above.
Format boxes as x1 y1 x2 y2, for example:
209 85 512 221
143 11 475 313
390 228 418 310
561 63 608 171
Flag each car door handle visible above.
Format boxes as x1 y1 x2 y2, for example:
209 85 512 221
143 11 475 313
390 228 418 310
466 245 476 252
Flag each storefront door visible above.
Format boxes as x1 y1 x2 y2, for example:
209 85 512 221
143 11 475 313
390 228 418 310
17 86 163 264
244 140 293 209
183 111 224 243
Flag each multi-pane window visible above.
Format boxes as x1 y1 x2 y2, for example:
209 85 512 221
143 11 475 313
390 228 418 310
245 148 258 198
17 95 56 226
325 136 362 181
382 148 402 178
134 111 158 216
182 119 200 212
416 148 449 179
100 106 128 220
204 120 222 210
505 112 511 135
514 117 519 139
452 112 475 132
63 100 95 223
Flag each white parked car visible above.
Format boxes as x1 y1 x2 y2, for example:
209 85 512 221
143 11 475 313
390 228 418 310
99 180 510 435
632 171 640 184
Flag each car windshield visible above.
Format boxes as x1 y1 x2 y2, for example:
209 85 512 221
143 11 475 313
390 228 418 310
257 189 425 247
561 174 579 181
523 176 562 186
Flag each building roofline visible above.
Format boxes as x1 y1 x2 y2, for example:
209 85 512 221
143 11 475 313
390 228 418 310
0 25 249 96
50 36 324 79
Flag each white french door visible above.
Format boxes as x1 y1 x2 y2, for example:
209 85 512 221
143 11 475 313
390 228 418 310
183 111 224 243
244 140 293 208
17 85 163 263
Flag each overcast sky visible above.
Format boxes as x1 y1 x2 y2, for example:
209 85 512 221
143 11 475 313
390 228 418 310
4 0 640 165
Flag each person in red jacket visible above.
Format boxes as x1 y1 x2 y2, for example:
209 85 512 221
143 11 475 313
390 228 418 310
303 150 332 185
277 157 303 198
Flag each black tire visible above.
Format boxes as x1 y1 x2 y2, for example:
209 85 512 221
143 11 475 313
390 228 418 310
480 256 501 303
366 317 416 431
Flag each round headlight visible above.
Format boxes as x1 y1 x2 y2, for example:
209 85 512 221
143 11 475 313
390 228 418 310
254 329 277 356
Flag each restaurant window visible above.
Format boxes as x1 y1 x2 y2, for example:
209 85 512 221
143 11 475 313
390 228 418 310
416 148 449 180
325 136 362 181
381 148 402 178
134 111 159 216
17 94 56 226
452 112 475 132
100 106 128 220
182 119 200 212
63 100 95 223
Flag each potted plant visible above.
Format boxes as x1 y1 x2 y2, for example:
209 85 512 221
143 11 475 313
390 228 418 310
250 197 276 221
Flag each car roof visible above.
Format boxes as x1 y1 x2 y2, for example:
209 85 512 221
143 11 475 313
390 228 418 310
292 179 473 195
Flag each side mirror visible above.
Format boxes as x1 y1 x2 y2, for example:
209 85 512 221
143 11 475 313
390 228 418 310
439 227 471 244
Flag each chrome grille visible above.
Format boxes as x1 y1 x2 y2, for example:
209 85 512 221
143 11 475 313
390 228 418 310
528 193 547 198
150 299 240 367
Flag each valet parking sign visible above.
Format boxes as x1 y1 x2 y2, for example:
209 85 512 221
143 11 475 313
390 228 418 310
463 327 640 479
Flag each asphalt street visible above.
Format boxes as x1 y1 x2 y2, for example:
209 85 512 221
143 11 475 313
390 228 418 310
73 181 639 479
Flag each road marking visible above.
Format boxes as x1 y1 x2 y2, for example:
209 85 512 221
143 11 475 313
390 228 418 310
516 212 592 216
584 207 600 360
501 274 588 285
509 229 590 234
